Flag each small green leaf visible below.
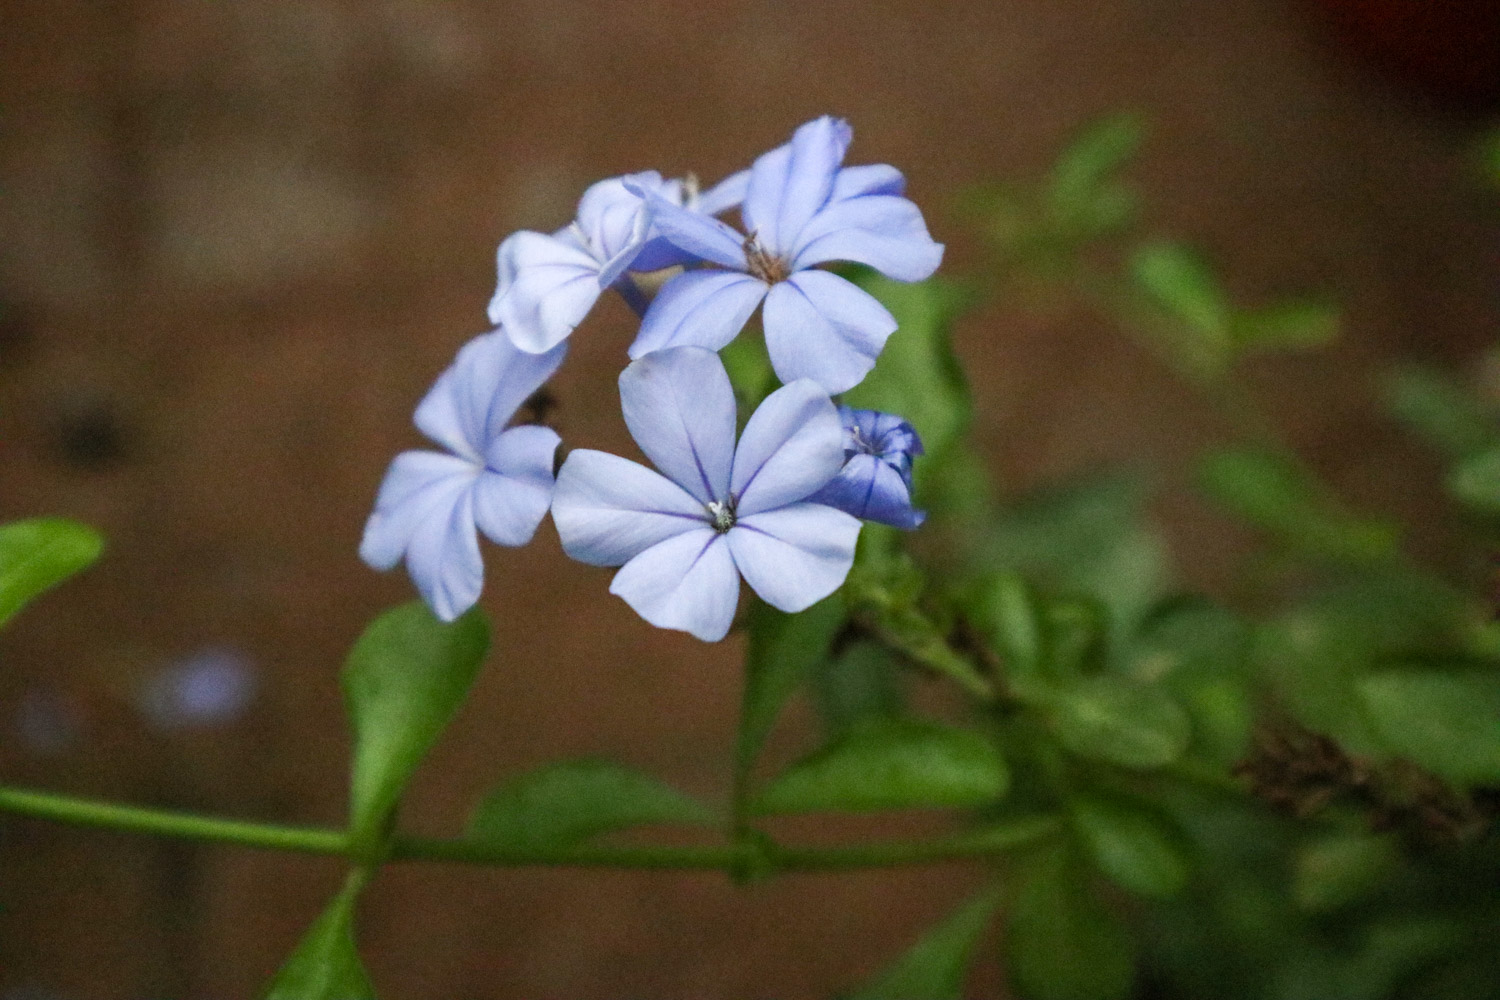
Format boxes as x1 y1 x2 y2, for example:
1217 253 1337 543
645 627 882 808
812 639 905 738
1292 832 1398 913
846 888 1000 1000
754 718 1009 815
1006 846 1135 1000
1197 448 1399 563
965 572 1045 682
841 275 972 464
0 518 103 628
1358 670 1500 784
1047 113 1145 238
1230 300 1340 353
1448 445 1500 514
737 595 846 781
1130 242 1229 345
342 602 489 844
469 758 714 850
1383 365 1498 460
1070 792 1189 899
1044 675 1190 770
264 874 376 1000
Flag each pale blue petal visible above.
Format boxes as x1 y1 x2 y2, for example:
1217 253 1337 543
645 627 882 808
631 194 749 269
695 169 749 216
730 380 844 517
619 347 737 504
472 424 561 546
551 449 707 566
808 454 926 530
743 116 851 254
488 231 602 353
414 331 567 458
628 236 700 273
610 530 740 642
359 451 478 570
629 270 767 359
728 503 861 613
576 172 664 285
403 482 484 622
832 164 905 200
762 270 897 394
791 195 944 281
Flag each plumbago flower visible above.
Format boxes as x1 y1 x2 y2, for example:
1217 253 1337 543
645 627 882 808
550 347 861 642
488 170 746 354
811 406 927 530
627 116 944 393
360 331 565 621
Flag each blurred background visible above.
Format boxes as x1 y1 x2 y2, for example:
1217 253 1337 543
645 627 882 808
1 1 1497 996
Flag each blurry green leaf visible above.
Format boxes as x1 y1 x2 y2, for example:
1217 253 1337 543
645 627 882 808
842 274 972 462
754 718 1009 815
812 639 905 739
846 888 1000 1000
1044 675 1190 770
342 602 489 845
1292 832 1398 913
1448 445 1500 514
738 595 846 781
1047 114 1145 239
1481 128 1500 187
1128 242 1224 347
469 758 714 850
1070 792 1189 899
264 875 376 1000
0 518 103 628
1044 598 1108 678
1197 449 1400 563
1230 300 1340 353
720 332 775 415
1132 601 1253 763
1358 670 1500 784
1383 365 1498 460
1006 846 1135 1000
965 572 1046 682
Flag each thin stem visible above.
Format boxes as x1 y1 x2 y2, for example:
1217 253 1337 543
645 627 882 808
0 785 1058 874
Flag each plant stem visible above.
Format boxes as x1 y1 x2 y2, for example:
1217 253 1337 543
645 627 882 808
0 785 1057 874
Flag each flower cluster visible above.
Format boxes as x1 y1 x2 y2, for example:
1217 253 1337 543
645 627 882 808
362 116 941 640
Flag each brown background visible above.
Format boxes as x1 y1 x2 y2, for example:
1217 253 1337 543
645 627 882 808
1 1 1497 997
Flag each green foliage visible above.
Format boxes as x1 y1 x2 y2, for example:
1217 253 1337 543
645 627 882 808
720 331 776 415
1358 670 1500 785
1046 114 1145 239
469 758 714 850
0 517 103 628
1006 846 1136 1000
1447 445 1500 514
812 639 906 738
342 602 489 849
263 874 376 1000
846 888 1000 1000
1042 674 1191 770
1130 242 1230 361
1229 300 1340 354
1070 791 1190 899
754 718 1009 815
1383 365 1499 460
737 595 847 783
1291 832 1398 913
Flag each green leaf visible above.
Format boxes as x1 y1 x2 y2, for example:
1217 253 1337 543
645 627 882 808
812 639 905 739
0 518 103 628
1047 113 1145 238
1230 300 1340 353
965 572 1045 682
1448 445 1500 514
469 758 714 850
1130 242 1230 351
1358 670 1500 784
1131 601 1253 764
737 595 846 781
1383 365 1498 460
1044 675 1190 770
1070 792 1189 899
754 718 1009 815
720 332 776 415
1197 448 1399 563
846 888 1001 1000
1292 832 1398 913
841 274 972 463
1006 846 1135 1000
342 602 489 845
264 875 376 1000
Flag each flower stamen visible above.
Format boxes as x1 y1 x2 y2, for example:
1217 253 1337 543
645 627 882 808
743 232 790 284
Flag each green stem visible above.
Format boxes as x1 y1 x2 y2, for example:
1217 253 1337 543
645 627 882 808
0 785 1057 873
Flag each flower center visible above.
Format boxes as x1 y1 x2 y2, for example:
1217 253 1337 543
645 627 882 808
743 233 790 284
706 499 737 533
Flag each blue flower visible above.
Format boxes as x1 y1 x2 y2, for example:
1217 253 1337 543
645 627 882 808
360 331 565 621
809 406 926 529
625 116 944 393
550 346 861 641
488 170 749 354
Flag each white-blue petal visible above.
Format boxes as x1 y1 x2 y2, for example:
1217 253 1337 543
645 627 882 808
610 530 740 642
619 347 738 505
694 169 749 216
629 270 767 359
730 380 845 517
727 503 860 613
808 454 926 530
488 231 602 353
762 270 897 394
359 450 478 571
473 424 561 547
403 481 484 622
743 116 851 255
633 194 749 269
414 331 567 459
551 449 707 566
831 164 906 200
790 195 944 281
